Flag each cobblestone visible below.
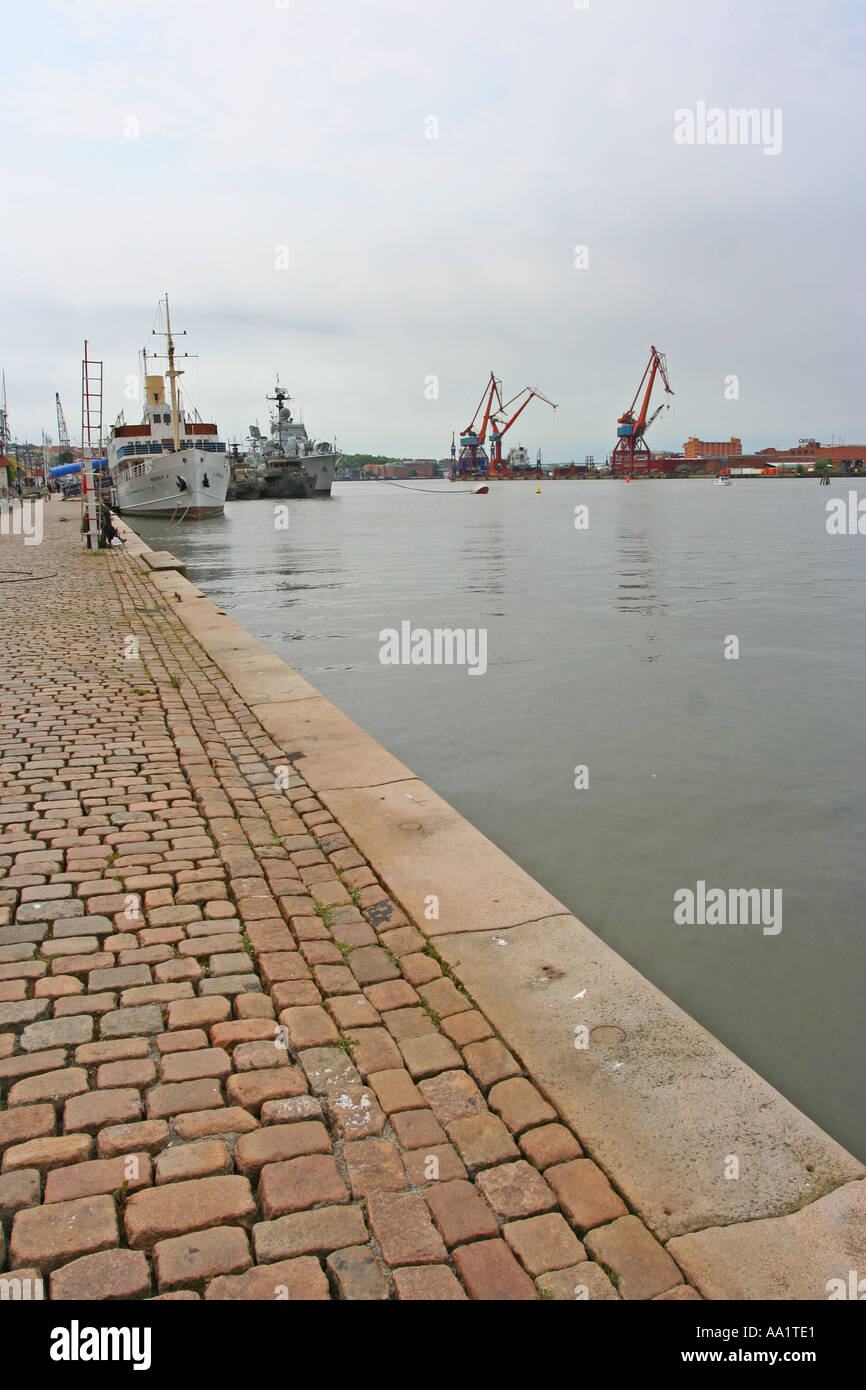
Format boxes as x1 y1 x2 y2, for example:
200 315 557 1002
366 1192 447 1266
546 1159 628 1233
326 1245 390 1300
452 1239 536 1300
155 1139 231 1184
50 1248 152 1301
10 1193 118 1273
584 1214 683 1299
503 1213 585 1276
154 1226 252 1291
424 1179 499 1248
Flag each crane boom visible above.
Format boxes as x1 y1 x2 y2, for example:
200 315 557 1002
489 384 557 472
55 392 71 457
464 371 502 445
624 346 673 432
496 386 557 434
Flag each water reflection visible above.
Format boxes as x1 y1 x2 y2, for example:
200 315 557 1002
615 515 665 618
466 516 507 599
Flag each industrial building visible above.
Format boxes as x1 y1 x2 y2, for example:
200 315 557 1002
364 459 436 479
754 440 865 466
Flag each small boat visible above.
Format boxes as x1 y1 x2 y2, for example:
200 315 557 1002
713 472 732 486
471 484 489 494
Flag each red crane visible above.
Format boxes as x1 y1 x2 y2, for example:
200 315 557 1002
489 386 557 473
452 372 503 478
611 345 673 477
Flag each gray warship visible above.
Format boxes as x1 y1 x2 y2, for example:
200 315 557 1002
228 383 339 500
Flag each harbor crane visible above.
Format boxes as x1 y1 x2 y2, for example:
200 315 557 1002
611 345 673 477
55 392 72 461
452 372 557 478
489 385 557 473
452 372 502 477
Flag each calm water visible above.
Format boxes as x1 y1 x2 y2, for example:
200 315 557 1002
134 479 866 1160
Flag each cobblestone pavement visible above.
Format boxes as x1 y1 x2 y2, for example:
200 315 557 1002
0 506 700 1300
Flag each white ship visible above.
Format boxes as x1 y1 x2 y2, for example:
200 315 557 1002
506 443 531 470
107 296 228 518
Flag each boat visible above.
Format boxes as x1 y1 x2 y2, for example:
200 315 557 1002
714 470 732 486
226 445 261 500
237 383 339 498
107 296 228 518
507 444 531 471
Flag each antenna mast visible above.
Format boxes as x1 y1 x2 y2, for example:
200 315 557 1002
151 297 195 449
164 295 182 452
1 371 10 467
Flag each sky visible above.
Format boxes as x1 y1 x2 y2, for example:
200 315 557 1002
1 0 864 461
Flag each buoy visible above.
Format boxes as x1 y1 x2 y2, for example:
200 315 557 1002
535 487 541 494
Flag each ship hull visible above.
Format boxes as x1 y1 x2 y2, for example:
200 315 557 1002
112 448 228 518
230 452 338 500
226 482 261 501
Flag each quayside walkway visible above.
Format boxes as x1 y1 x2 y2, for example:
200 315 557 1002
0 500 861 1301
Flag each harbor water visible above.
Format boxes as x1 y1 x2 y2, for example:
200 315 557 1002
132 479 866 1161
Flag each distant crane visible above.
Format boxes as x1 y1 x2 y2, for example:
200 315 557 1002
453 372 502 478
1 371 10 459
611 345 673 477
41 430 52 486
489 385 557 474
55 392 72 461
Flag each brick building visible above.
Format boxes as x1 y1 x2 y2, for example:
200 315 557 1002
365 459 436 479
684 436 742 459
756 441 865 465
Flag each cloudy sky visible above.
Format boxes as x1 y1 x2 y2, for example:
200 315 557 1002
2 0 863 460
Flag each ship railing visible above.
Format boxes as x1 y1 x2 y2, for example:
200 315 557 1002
116 440 226 461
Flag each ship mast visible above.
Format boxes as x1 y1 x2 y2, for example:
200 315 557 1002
164 294 183 452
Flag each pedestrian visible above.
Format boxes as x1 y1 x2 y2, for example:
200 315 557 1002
99 501 123 547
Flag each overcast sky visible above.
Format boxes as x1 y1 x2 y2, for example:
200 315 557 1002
2 0 863 460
